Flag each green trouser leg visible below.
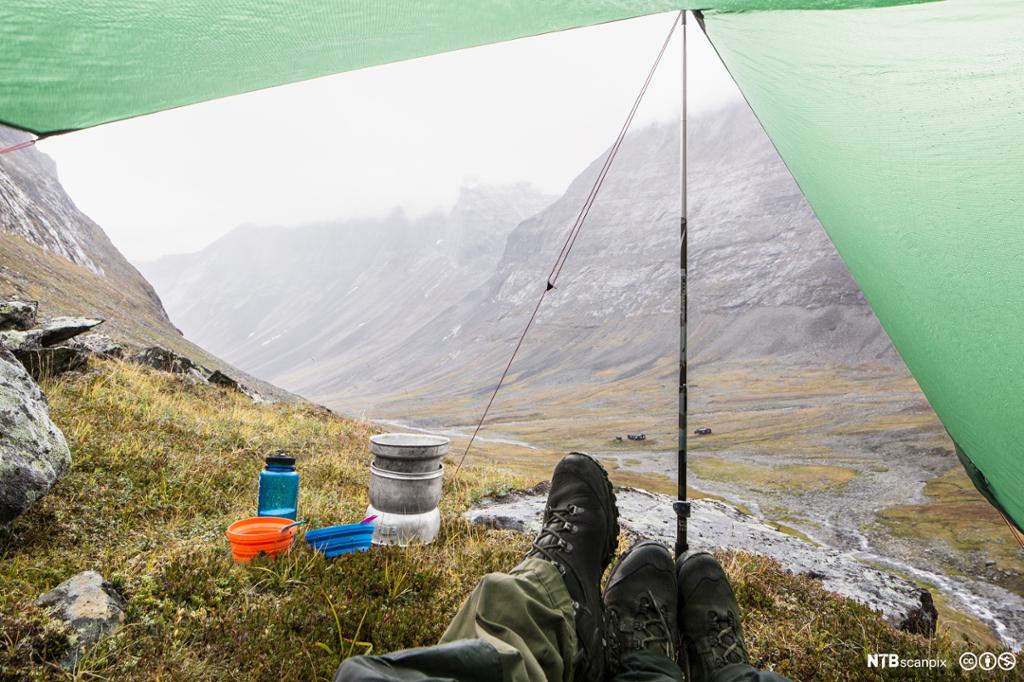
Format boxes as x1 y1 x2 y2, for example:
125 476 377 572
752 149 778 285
334 558 576 682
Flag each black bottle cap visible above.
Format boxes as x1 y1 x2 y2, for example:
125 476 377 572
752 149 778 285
266 453 296 467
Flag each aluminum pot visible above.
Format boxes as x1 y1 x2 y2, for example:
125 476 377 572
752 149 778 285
368 463 444 515
370 433 449 473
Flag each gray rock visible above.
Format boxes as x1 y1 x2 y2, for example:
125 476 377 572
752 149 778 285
0 317 103 352
207 369 240 390
66 333 126 359
34 316 104 347
129 346 198 374
898 590 939 637
14 346 90 380
466 513 527 533
0 346 71 523
0 300 37 330
36 571 125 668
0 328 42 352
207 369 266 402
183 367 209 385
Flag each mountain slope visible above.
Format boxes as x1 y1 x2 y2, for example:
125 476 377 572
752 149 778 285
140 184 554 381
0 126 288 396
141 102 901 419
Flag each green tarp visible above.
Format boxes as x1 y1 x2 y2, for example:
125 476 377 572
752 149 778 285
2 0 925 135
702 0 1024 531
1 0 1019 532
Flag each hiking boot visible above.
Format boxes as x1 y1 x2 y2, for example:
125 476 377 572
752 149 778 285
603 541 678 672
526 452 619 682
676 552 751 682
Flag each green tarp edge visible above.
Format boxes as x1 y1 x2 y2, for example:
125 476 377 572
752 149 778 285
703 0 1024 532
2 0 930 135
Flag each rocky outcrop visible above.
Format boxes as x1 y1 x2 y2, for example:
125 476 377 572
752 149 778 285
898 590 939 637
14 346 90 379
208 369 241 390
66 333 126 359
32 316 103 347
0 299 37 330
0 317 102 352
0 304 105 380
36 571 125 668
0 345 71 523
129 346 198 374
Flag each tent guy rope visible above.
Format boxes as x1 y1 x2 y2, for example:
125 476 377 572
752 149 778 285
451 12 682 481
0 138 37 155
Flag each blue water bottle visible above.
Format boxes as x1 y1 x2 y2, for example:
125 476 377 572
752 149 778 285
257 453 299 520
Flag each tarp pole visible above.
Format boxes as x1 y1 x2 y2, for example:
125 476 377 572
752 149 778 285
674 10 691 559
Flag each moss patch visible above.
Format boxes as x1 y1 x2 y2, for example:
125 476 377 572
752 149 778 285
692 457 857 495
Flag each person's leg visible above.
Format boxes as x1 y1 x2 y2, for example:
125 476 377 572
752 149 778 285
437 557 577 682
335 557 572 682
676 553 792 682
604 541 684 682
335 453 619 682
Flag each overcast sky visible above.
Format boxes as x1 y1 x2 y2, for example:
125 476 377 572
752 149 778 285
39 12 740 262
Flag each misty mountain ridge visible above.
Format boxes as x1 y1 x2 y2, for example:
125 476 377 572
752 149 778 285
141 102 901 417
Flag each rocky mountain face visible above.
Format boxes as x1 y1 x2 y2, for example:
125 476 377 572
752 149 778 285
0 127 167 315
0 125 290 400
143 102 900 416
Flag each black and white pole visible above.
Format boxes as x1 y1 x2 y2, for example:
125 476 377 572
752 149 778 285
674 10 691 559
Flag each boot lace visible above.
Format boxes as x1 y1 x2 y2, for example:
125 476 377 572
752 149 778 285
607 589 675 662
528 504 581 569
708 610 747 666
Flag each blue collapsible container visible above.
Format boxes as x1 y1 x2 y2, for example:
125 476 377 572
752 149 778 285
305 520 376 557
257 454 299 520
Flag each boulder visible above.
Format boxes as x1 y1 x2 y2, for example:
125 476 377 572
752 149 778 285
34 316 104 347
898 590 939 637
0 328 42 352
0 300 38 330
36 571 125 668
0 346 71 523
207 369 264 402
66 333 126 359
14 346 91 381
129 346 198 374
208 369 241 390
0 317 103 353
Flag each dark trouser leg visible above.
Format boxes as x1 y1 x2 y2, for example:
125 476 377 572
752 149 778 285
611 650 684 682
335 558 576 682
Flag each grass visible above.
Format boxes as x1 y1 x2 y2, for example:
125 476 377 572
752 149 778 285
691 457 858 495
0 361 993 680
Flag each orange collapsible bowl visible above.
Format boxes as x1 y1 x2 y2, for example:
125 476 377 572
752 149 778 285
226 516 297 562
